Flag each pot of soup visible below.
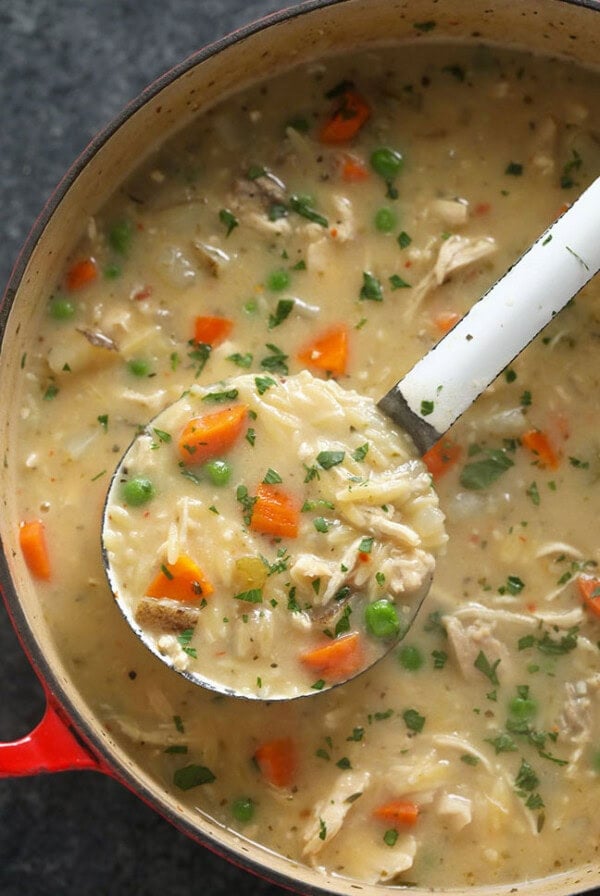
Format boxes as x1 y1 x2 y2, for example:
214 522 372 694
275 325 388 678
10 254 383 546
1 0 600 893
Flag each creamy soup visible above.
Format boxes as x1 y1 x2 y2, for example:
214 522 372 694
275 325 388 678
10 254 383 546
14 42 600 888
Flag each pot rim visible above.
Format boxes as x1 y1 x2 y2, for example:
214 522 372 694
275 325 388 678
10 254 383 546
1 0 599 894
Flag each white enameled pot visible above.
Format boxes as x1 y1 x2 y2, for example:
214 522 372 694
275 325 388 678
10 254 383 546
1 1 599 894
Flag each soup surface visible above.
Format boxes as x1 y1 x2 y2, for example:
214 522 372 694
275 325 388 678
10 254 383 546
14 42 600 888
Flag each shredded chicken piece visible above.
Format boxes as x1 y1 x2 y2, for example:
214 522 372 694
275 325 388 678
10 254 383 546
303 769 370 856
558 675 600 773
428 198 469 227
436 792 473 831
444 615 510 682
76 327 119 351
191 238 230 276
408 235 497 315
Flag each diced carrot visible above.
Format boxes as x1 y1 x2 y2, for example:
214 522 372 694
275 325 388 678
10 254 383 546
178 404 248 465
373 799 419 827
433 311 460 335
340 154 369 182
146 554 214 602
193 315 234 347
297 324 349 377
65 258 98 291
521 429 559 469
423 438 462 479
254 737 297 788
250 484 300 539
473 202 491 217
577 576 600 619
300 632 365 681
19 520 51 581
320 88 371 144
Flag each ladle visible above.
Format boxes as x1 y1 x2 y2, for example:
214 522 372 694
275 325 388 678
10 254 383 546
102 176 600 700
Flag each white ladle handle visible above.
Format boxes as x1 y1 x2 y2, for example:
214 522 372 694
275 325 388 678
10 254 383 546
378 176 600 454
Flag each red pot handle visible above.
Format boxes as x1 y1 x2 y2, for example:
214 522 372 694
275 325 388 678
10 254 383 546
0 695 104 777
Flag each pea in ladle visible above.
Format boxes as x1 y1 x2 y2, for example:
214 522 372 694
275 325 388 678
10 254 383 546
102 176 600 701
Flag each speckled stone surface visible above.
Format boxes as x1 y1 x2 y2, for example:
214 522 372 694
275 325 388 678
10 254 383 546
0 2 305 894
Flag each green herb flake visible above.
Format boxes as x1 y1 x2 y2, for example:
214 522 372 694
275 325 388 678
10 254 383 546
413 20 436 31
311 679 326 691
515 758 539 793
526 481 540 506
174 764 216 791
317 450 345 469
347 727 365 742
397 230 412 249
403 708 425 733
234 588 263 604
336 757 352 770
499 575 525 596
153 427 171 444
474 650 501 685
432 649 448 669
228 352 253 369
460 449 514 490
255 375 276 395
164 745 188 755
260 344 289 375
420 399 434 416
202 388 239 404
268 298 295 329
505 161 524 176
219 208 239 236
318 818 327 841
358 536 374 553
352 443 369 462
389 274 411 290
289 194 328 228
461 753 479 766
263 468 283 485
360 271 384 302
485 732 517 754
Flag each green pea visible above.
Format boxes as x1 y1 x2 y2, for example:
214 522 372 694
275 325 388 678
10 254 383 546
267 268 291 292
370 147 404 181
104 262 122 280
231 797 255 824
365 599 401 639
108 219 133 255
398 644 424 671
127 358 151 377
374 207 397 233
204 459 232 486
48 296 76 321
121 476 155 507
508 696 538 723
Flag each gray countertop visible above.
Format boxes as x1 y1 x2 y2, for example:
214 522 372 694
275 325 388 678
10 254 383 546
0 2 305 893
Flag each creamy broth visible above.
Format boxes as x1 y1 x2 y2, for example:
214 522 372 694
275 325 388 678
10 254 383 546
15 43 600 887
